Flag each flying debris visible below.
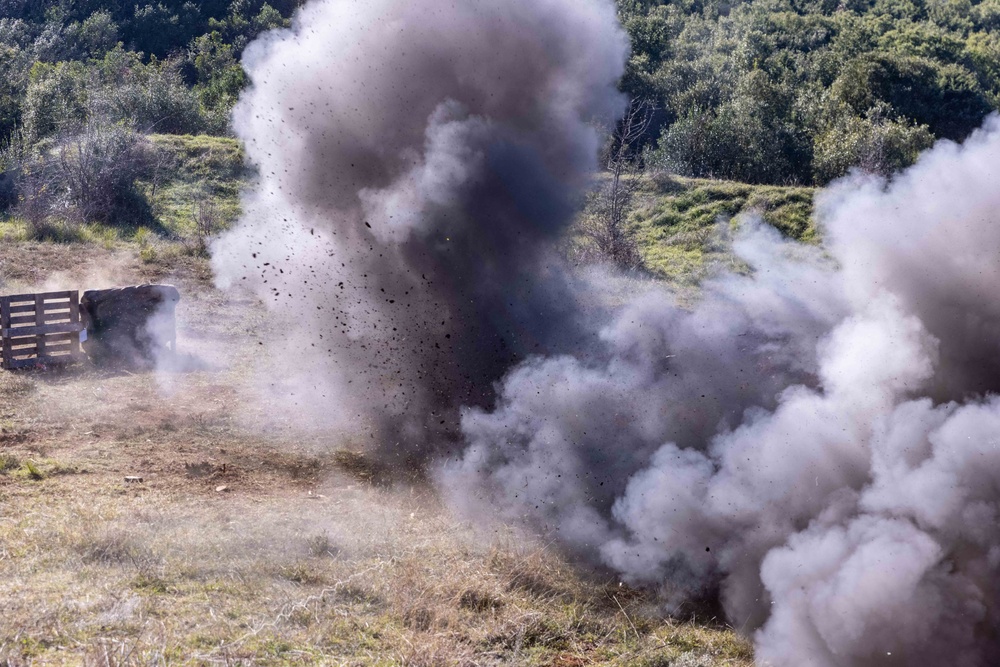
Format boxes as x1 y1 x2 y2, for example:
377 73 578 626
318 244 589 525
212 0 1000 661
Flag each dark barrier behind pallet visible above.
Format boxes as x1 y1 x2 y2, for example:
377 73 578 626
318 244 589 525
0 291 84 369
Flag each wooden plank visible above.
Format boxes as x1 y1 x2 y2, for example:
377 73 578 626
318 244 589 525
8 333 76 347
9 304 70 316
9 334 76 349
34 295 46 361
15 332 75 345
10 351 75 360
1 293 40 305
27 333 74 344
7 354 78 370
6 308 72 324
8 331 52 341
2 291 73 304
1 322 83 338
8 342 75 355
8 345 75 359
0 297 10 370
9 348 73 359
39 291 74 301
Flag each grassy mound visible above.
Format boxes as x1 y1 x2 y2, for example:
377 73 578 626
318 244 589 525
624 174 816 288
140 133 252 237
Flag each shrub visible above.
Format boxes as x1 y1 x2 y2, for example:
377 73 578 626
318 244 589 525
65 10 120 60
827 53 992 142
6 119 153 233
188 31 248 133
90 48 208 135
813 105 935 181
191 197 222 256
21 60 89 143
20 49 210 146
580 100 650 271
53 121 150 224
651 71 811 185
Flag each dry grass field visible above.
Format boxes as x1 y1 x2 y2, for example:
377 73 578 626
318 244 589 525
0 241 753 666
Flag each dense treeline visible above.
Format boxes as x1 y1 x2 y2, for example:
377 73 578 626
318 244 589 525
0 0 300 142
620 0 1000 183
2 0 999 234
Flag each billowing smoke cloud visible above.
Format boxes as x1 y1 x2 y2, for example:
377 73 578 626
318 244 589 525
212 0 628 459
442 120 1000 664
215 0 1000 662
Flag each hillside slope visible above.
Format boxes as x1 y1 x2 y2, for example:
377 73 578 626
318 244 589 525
577 173 817 291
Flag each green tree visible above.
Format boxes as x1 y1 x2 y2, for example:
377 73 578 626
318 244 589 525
813 104 934 181
21 60 88 142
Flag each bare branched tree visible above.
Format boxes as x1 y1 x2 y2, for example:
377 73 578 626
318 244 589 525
6 119 150 235
582 99 654 271
56 120 148 224
191 197 221 256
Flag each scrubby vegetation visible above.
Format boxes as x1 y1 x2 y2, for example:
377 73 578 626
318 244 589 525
578 172 816 285
587 0 1000 271
0 1 299 140
620 0 1000 184
0 0 997 240
0 0 996 269
0 1 290 242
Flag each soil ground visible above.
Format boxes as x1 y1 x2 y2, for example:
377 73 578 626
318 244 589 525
0 242 753 666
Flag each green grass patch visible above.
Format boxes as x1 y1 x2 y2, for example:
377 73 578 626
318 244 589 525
635 175 816 242
619 173 817 287
5 457 80 481
139 133 252 237
17 459 44 481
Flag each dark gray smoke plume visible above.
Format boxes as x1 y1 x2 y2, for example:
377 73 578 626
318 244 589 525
212 0 628 459
215 0 1000 662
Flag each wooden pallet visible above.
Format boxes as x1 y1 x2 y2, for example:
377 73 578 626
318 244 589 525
0 291 84 370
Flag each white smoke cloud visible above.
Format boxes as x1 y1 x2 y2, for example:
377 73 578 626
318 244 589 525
441 119 1000 663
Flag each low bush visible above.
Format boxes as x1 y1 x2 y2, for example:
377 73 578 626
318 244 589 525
2 119 155 236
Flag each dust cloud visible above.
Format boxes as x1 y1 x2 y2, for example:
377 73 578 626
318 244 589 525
211 0 629 460
214 0 1000 662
